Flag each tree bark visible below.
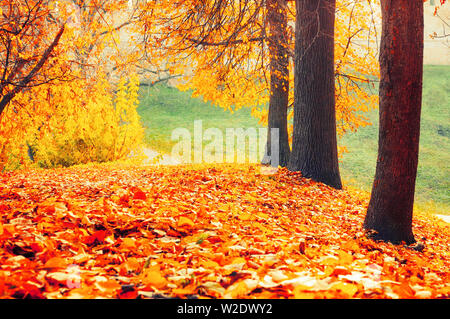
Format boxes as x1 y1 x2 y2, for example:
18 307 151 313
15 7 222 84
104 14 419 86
364 0 424 245
288 0 342 189
262 0 291 167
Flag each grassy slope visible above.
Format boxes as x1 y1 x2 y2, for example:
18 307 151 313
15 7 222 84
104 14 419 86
339 65 449 212
137 65 449 214
137 85 264 159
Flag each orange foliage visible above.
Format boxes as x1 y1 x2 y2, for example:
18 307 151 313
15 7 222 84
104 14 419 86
140 0 381 140
0 164 448 299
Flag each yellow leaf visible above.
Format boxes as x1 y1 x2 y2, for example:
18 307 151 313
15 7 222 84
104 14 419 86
320 256 339 266
178 216 195 227
142 270 167 289
172 288 196 295
331 282 359 298
293 286 316 299
225 281 249 298
231 257 246 265
256 212 269 219
338 250 354 265
201 260 220 268
239 212 253 221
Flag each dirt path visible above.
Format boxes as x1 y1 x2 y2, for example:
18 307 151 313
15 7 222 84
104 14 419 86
436 215 450 223
141 147 181 165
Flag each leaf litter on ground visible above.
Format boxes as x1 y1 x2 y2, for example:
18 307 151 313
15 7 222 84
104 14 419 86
0 164 448 299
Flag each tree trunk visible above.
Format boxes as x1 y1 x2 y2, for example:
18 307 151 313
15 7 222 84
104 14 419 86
261 0 291 167
288 0 342 189
364 0 424 245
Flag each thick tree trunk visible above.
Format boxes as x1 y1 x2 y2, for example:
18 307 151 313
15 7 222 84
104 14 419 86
262 0 290 167
288 0 342 189
363 0 424 245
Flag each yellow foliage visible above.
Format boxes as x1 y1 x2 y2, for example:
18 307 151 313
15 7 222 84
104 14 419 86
0 74 144 171
0 0 146 171
141 0 381 147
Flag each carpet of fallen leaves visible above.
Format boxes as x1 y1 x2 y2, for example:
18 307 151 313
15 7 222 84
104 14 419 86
0 164 448 299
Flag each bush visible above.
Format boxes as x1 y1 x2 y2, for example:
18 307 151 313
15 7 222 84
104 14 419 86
0 74 145 170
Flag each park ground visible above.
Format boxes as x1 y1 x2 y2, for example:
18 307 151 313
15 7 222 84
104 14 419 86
0 163 448 298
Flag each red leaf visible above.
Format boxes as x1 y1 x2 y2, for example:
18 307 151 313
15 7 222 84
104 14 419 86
132 187 147 200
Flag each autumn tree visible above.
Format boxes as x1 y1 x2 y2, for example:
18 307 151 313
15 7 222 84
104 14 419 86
0 0 66 115
288 0 342 189
0 0 145 170
363 0 425 244
62 0 149 80
140 1 379 168
140 0 292 166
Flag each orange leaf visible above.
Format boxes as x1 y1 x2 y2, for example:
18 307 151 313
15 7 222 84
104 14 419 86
178 216 195 227
44 257 68 269
120 237 137 250
142 269 167 289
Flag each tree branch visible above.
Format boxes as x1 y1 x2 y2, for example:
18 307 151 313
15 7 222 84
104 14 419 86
0 25 65 116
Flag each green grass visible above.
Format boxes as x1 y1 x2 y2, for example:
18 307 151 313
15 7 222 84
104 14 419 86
137 85 264 161
137 65 450 214
339 65 449 213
